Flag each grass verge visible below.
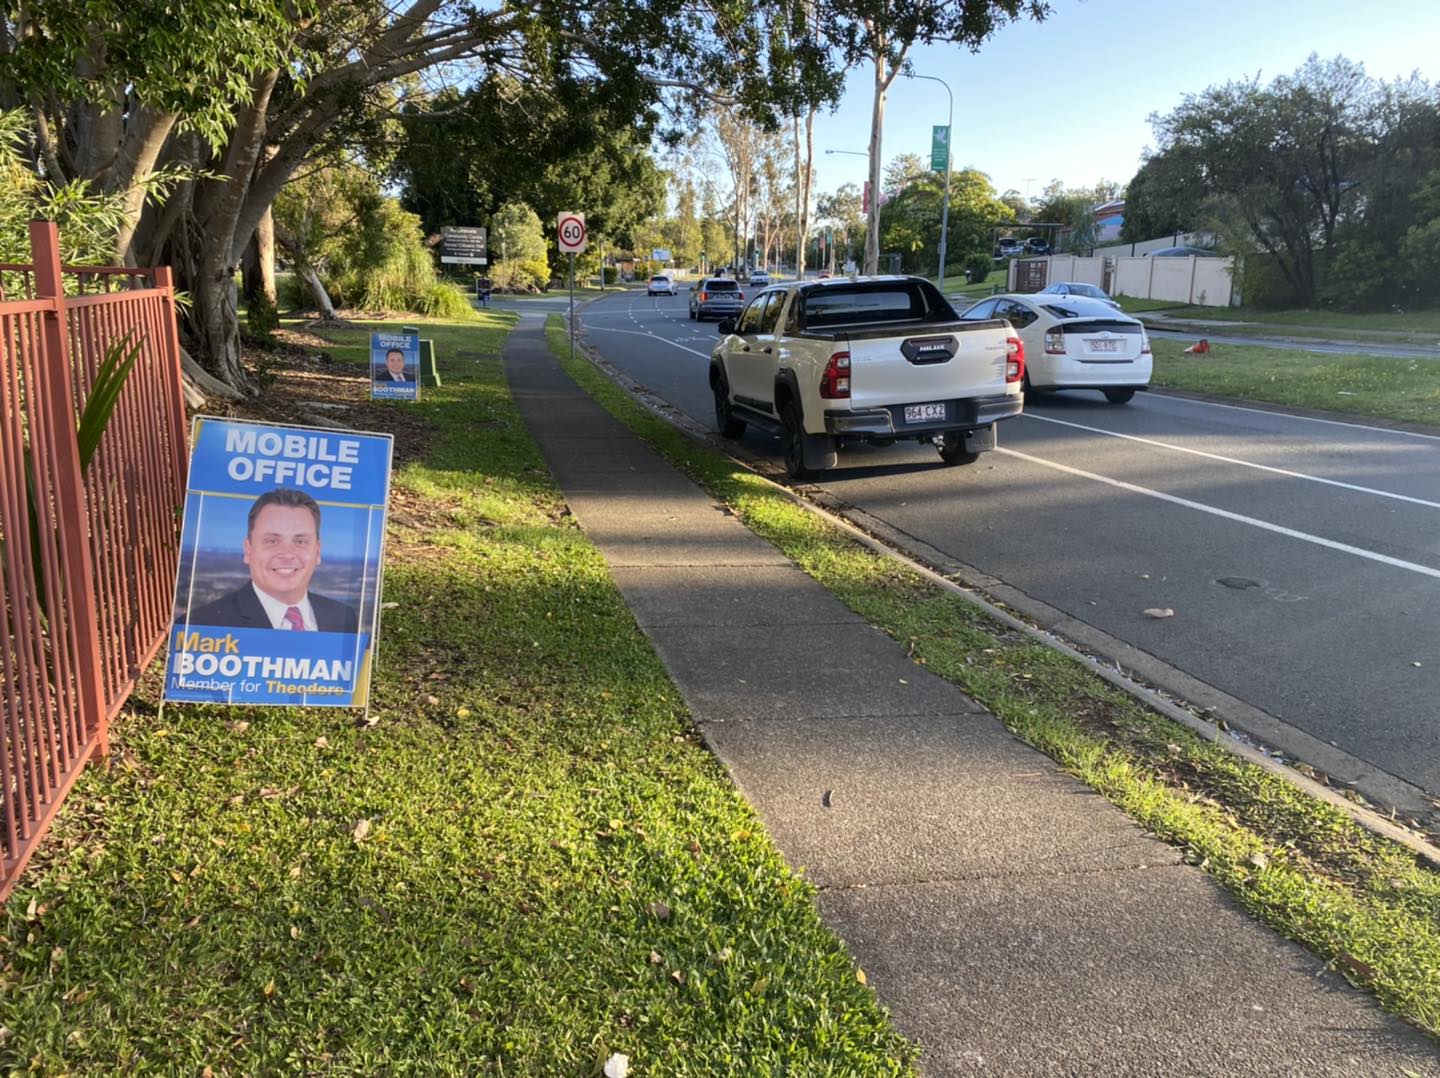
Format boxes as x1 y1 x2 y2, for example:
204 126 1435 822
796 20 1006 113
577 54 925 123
1115 296 1187 314
1155 304 1440 337
0 311 914 1074
546 314 1440 1039
1150 338 1440 427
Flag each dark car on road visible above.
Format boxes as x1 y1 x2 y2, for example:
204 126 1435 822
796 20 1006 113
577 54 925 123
689 277 745 321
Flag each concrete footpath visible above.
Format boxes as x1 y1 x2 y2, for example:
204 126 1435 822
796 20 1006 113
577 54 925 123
502 316 1439 1075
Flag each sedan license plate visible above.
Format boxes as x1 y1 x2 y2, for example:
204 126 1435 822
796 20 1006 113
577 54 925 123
904 402 947 423
1088 339 1121 353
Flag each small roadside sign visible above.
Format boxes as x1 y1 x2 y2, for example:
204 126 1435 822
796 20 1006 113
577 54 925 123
652 248 671 262
557 212 587 254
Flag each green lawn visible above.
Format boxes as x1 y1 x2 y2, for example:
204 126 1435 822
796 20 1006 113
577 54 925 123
0 312 914 1074
939 268 1006 298
1150 339 1440 427
1115 296 1187 314
550 315 1440 1040
1154 304 1440 337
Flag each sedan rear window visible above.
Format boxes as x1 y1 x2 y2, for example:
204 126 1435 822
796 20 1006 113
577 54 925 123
801 281 957 329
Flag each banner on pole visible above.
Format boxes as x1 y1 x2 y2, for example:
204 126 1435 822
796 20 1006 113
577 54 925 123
930 126 951 172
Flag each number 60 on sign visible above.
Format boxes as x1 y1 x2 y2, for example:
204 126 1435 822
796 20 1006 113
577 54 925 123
557 212 587 253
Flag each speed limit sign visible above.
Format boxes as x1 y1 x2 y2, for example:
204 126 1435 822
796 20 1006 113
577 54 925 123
557 212 587 254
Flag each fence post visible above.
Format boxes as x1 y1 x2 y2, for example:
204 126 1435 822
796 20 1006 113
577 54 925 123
152 266 190 495
30 220 109 756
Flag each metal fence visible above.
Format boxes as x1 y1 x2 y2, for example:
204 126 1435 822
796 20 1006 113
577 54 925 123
0 221 187 900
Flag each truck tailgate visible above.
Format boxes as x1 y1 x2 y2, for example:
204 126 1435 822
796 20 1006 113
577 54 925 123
844 322 1010 408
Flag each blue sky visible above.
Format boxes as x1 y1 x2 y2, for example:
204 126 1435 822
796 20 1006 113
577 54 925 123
808 0 1440 200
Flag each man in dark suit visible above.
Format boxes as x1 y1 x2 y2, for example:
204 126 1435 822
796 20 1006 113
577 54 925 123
185 488 359 633
373 347 414 383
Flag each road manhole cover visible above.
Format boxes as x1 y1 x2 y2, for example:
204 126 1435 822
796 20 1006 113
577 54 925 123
1215 577 1262 590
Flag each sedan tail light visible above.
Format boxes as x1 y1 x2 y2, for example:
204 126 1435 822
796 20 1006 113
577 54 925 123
1043 329 1066 355
738 291 745 301
699 291 708 301
1006 336 1025 383
1141 333 1152 355
820 350 851 398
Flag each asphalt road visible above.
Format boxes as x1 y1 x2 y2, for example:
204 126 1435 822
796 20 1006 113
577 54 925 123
577 289 1440 801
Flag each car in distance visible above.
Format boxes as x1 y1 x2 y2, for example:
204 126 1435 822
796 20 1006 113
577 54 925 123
1037 281 1121 309
749 270 771 286
647 274 677 296
1147 245 1220 257
709 276 1025 478
996 237 1024 257
1024 237 1051 255
688 277 745 321
961 293 1149 404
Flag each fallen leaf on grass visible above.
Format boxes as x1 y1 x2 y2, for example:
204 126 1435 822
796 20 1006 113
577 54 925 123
352 818 372 843
1143 608 1175 619
645 901 671 921
425 695 440 707
455 707 471 719
648 950 663 965
603 1053 630 1078
856 968 867 985
313 737 329 749
1248 851 1269 870
670 969 686 985
1336 953 1378 983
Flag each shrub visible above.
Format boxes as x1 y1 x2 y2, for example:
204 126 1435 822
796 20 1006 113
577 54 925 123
964 252 994 283
602 266 620 285
244 290 279 344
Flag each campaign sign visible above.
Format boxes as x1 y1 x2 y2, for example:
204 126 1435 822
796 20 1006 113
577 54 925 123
371 331 420 401
163 418 394 708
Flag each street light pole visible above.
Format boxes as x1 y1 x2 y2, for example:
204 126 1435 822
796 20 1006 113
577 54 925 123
904 72 954 290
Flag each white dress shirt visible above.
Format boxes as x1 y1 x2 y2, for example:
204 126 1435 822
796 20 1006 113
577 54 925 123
251 584 317 630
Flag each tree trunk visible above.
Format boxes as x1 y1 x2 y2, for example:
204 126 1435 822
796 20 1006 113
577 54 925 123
241 206 277 306
297 263 337 319
865 52 886 276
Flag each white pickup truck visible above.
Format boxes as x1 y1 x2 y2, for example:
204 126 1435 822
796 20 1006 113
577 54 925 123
708 276 1025 478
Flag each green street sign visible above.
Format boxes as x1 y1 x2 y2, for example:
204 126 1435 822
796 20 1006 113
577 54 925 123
930 125 951 172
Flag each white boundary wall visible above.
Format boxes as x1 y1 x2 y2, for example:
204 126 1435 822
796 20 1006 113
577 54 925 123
1014 254 1236 307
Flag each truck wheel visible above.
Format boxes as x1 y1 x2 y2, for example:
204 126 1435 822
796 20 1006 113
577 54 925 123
713 375 746 438
1104 388 1136 404
780 403 836 479
937 430 981 466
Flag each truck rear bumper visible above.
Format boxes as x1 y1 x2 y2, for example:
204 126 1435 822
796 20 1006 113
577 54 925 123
824 393 1022 436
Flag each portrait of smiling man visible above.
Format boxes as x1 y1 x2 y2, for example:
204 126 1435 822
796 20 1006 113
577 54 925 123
375 347 413 383
185 487 360 633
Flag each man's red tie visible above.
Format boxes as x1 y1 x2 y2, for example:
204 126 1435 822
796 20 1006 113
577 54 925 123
283 606 305 631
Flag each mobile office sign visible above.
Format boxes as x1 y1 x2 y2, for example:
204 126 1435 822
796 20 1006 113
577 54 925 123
371 330 420 401
439 225 487 265
164 418 393 708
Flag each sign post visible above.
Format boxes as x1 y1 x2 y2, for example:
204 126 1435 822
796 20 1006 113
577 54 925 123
557 212 587 363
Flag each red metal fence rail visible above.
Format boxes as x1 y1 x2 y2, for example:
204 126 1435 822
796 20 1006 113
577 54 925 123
0 221 187 901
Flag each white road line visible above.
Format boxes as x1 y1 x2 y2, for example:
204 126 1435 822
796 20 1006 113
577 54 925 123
997 447 1440 581
580 321 711 358
1023 413 1440 511
1150 393 1440 444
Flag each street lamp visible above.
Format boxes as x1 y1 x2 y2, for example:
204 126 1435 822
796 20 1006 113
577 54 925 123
903 71 954 290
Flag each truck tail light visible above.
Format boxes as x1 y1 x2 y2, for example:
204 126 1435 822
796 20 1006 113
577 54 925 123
820 350 851 399
1006 336 1025 383
1043 329 1066 355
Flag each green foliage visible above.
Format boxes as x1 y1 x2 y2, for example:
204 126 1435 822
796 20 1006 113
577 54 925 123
878 164 1014 274
244 290 281 343
1235 252 1307 310
1145 55 1440 307
602 266 621 284
1121 153 1206 243
964 252 994 283
489 202 551 291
